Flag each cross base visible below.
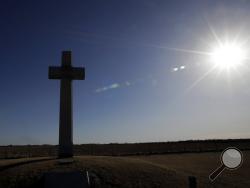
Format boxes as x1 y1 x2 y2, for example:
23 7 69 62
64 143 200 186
58 154 73 159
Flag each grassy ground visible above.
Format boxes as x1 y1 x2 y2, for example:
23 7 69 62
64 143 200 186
0 151 249 188
134 151 250 187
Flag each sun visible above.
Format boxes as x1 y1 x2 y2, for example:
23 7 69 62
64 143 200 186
210 42 246 70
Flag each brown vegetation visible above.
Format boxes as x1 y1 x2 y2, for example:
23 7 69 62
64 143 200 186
0 139 249 159
0 151 250 187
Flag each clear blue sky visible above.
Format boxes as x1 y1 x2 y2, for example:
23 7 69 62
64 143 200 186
1 0 250 145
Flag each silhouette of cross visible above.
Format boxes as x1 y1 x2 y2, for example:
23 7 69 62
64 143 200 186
49 51 85 158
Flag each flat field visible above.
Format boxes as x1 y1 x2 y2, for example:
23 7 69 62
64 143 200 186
0 151 249 188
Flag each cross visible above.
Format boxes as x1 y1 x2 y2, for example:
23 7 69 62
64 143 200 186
49 51 85 158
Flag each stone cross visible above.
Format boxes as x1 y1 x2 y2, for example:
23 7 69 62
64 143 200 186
49 51 85 158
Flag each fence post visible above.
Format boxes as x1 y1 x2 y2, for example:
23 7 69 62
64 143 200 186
188 176 197 188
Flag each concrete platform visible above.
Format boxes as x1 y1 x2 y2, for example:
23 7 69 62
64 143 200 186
44 170 90 188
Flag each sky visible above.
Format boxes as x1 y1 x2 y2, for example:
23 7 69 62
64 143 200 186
1 0 250 145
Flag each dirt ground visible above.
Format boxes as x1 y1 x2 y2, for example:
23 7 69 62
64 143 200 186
0 151 249 188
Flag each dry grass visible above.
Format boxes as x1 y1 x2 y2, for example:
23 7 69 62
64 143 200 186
0 151 249 187
134 151 250 187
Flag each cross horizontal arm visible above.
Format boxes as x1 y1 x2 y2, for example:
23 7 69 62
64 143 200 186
49 66 85 80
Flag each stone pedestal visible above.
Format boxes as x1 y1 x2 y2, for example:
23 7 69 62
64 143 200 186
44 171 90 188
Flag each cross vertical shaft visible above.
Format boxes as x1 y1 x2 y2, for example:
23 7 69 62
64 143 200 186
59 78 73 157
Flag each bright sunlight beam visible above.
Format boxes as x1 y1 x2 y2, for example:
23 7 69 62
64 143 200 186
150 22 249 92
210 42 246 70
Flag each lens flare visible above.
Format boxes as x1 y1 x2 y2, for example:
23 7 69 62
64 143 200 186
210 43 246 70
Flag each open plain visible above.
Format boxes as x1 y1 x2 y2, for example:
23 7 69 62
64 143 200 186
0 150 249 188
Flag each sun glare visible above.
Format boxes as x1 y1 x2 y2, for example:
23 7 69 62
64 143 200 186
210 43 246 70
